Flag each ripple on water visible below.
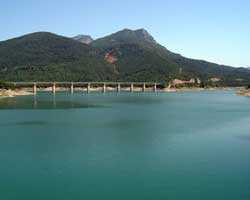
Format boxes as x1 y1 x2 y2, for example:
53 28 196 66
236 135 250 142
15 121 49 126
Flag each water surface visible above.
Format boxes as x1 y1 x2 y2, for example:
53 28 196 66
0 91 250 200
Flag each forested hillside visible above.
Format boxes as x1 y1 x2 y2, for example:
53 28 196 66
0 29 249 86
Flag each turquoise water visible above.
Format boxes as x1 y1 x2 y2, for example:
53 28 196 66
0 91 250 200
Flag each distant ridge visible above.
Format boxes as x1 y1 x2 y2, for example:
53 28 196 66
0 28 249 86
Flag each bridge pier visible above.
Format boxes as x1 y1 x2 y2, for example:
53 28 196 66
103 83 106 93
33 83 37 95
154 83 157 92
143 83 146 92
87 83 90 94
130 83 134 93
117 83 121 92
70 82 74 94
52 82 56 94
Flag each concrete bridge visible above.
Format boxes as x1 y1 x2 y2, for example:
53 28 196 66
12 82 162 95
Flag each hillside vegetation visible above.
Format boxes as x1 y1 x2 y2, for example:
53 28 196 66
0 29 249 86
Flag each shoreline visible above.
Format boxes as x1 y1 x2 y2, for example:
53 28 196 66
162 87 238 93
236 89 250 97
0 89 33 98
0 87 240 98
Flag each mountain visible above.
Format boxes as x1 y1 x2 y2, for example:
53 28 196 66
72 35 93 44
91 29 180 82
0 32 115 81
0 29 249 86
92 28 250 85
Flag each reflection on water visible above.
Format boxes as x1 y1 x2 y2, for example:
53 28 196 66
15 121 49 126
0 93 107 109
0 92 163 109
237 135 250 141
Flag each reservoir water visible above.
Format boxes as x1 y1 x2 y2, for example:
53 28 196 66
0 91 250 200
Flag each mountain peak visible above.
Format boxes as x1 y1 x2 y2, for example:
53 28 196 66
98 28 157 45
134 28 157 44
73 35 93 44
135 28 148 34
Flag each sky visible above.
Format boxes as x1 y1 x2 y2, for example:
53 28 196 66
1 0 250 67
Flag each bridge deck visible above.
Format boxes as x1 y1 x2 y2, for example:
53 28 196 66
13 82 162 85
11 82 161 94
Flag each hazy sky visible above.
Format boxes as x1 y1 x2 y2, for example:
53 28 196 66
1 0 249 67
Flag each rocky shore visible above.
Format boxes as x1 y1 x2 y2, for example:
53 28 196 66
237 89 250 96
0 89 32 98
163 87 236 93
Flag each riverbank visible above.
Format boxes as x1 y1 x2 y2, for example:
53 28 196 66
163 87 237 93
237 89 250 96
0 89 32 98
